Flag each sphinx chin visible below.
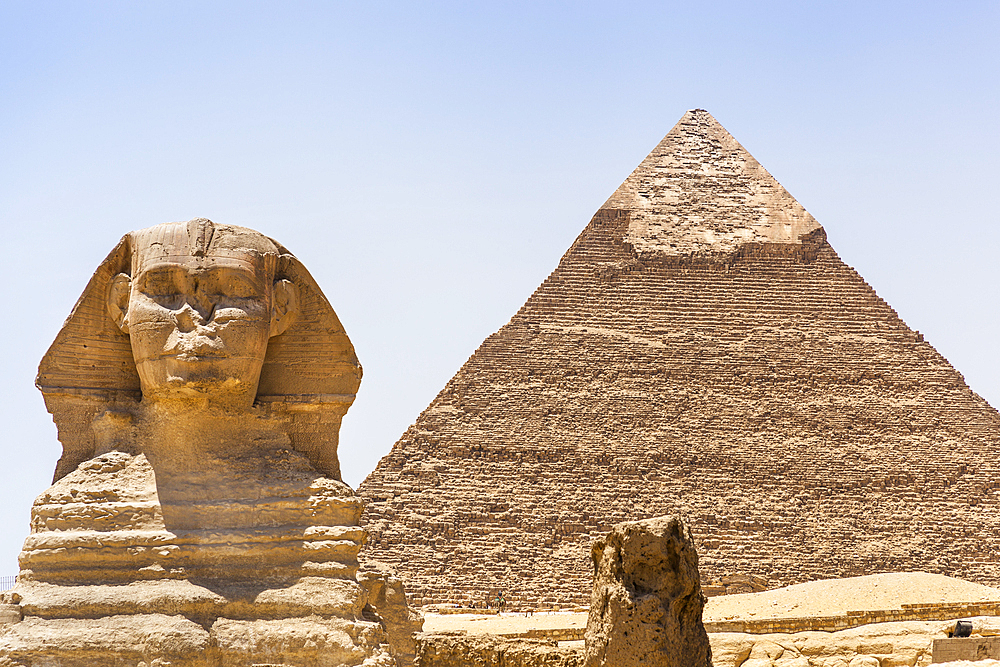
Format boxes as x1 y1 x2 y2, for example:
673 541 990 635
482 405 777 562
137 355 260 393
151 374 253 399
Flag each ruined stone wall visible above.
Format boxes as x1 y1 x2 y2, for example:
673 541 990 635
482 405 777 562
414 634 582 667
359 111 1000 606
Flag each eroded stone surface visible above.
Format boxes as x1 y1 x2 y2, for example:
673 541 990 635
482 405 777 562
414 616 993 667
414 634 582 667
583 516 711 667
37 218 362 482
708 617 970 667
360 570 425 665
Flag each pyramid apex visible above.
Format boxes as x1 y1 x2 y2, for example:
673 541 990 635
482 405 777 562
602 110 821 257
677 108 722 125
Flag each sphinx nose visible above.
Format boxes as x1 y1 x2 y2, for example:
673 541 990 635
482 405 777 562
192 290 216 320
175 301 213 332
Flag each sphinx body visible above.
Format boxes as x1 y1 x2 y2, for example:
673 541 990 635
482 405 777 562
0 220 418 666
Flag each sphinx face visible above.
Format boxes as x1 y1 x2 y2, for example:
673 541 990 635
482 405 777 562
126 254 274 406
106 220 298 409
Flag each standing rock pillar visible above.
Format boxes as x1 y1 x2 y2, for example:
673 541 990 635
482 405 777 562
583 515 711 667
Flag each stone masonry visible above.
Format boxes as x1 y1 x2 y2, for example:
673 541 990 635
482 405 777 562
359 109 1000 606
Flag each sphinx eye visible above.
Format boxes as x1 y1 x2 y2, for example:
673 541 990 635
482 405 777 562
140 271 183 298
221 280 257 299
206 274 260 299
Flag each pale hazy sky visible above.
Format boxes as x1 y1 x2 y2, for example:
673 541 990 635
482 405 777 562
2 1 998 574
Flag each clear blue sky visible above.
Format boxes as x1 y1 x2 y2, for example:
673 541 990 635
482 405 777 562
2 1 998 574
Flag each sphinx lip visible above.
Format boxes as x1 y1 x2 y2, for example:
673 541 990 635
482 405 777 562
158 352 228 361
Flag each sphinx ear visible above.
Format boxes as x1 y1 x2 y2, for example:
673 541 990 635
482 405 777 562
270 279 299 337
107 273 132 333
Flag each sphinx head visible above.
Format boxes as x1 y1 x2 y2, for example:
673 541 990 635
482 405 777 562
38 218 361 481
106 219 299 409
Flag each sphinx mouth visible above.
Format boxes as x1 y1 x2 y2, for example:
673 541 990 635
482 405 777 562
159 351 229 362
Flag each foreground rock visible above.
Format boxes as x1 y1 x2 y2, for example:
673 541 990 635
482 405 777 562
361 570 426 665
1 219 417 666
584 516 711 667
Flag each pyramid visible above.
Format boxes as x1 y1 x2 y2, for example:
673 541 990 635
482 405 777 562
359 110 1000 606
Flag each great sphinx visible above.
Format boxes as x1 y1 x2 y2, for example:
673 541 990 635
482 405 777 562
0 219 418 666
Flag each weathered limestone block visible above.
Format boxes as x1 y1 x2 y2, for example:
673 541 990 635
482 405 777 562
707 617 971 667
360 570 425 666
1 219 414 666
413 613 995 667
212 616 394 667
413 633 582 667
583 516 711 667
0 614 212 667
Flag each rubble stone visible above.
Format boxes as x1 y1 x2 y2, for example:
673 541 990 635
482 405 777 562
583 516 711 667
413 634 582 667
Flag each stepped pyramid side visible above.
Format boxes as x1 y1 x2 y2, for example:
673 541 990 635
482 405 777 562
359 110 1000 607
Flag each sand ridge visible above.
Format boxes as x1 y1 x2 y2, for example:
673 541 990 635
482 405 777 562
704 572 1000 621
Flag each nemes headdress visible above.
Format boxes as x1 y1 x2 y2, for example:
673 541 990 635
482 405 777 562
37 219 362 481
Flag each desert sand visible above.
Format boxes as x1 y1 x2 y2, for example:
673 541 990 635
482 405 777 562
704 572 1000 621
424 572 1000 636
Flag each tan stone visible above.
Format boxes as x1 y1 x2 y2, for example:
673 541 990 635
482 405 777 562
846 657 880 667
708 618 959 667
3 219 414 665
38 218 361 482
416 579 1000 666
360 570 425 666
0 614 211 666
413 633 582 667
583 516 711 667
